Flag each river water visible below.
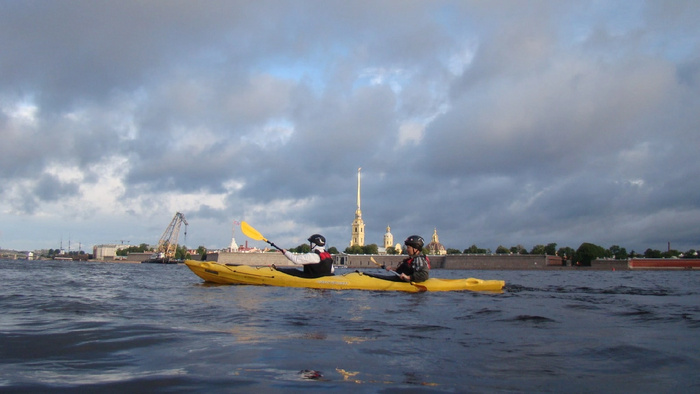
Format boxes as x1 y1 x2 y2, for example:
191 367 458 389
1 259 698 393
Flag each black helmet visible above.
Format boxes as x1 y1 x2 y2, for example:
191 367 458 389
308 234 326 247
404 235 424 250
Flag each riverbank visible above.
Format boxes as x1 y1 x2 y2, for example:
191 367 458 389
8 253 698 271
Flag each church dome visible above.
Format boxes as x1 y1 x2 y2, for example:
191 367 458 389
427 228 447 255
384 226 393 249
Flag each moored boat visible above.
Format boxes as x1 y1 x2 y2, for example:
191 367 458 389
184 260 505 293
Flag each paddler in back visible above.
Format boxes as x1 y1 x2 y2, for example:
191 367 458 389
275 234 335 278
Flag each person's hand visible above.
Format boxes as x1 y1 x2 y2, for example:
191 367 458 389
399 273 410 281
381 264 386 269
279 249 286 254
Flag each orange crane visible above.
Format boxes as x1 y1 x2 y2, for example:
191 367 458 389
142 212 188 264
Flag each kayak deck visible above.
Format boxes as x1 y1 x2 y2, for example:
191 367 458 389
184 260 505 293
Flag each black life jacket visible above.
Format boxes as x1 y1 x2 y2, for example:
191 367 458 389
303 250 334 278
396 255 431 275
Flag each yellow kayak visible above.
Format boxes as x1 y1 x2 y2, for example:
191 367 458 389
184 260 505 293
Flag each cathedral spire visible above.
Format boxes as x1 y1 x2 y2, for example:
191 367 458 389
350 167 365 247
356 167 361 216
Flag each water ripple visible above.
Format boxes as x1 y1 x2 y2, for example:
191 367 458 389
1 261 699 392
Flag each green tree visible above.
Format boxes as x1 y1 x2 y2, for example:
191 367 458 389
290 244 311 253
344 245 364 254
557 246 575 259
644 248 662 258
683 249 698 258
362 244 379 255
495 245 509 254
328 246 339 254
544 243 557 256
175 244 189 260
117 243 150 256
464 244 487 254
575 242 607 266
530 244 546 255
510 245 527 254
446 248 461 254
608 245 628 260
608 245 620 258
386 246 398 255
662 249 681 258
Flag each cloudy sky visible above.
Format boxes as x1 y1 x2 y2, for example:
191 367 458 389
1 1 699 254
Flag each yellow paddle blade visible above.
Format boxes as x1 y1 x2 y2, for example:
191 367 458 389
240 221 265 241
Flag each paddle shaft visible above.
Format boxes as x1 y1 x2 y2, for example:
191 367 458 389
370 257 427 291
266 240 283 252
370 257 400 276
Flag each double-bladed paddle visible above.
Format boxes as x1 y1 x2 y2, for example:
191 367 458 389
240 221 283 251
370 257 427 292
370 256 399 276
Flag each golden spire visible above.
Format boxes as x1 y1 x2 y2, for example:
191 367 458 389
350 167 365 247
356 167 361 216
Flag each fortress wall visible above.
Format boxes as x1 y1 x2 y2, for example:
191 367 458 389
333 255 405 269
589 259 630 270
628 258 700 269
207 252 290 266
201 252 643 270
336 254 563 269
442 254 551 269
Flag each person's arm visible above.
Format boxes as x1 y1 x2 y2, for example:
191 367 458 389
395 259 412 281
409 256 430 282
283 251 321 265
410 270 429 282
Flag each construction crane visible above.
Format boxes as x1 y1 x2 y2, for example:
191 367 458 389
142 212 188 264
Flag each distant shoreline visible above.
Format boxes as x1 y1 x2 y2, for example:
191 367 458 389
3 255 699 271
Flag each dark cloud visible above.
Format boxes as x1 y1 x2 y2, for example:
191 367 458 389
34 174 80 202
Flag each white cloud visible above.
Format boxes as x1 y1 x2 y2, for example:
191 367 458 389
4 100 38 126
397 121 425 146
447 44 477 76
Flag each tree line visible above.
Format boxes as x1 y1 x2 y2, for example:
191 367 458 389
320 242 696 267
39 241 696 265
115 243 202 260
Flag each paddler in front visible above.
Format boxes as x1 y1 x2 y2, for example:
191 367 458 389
275 234 335 278
394 235 430 282
371 235 430 282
